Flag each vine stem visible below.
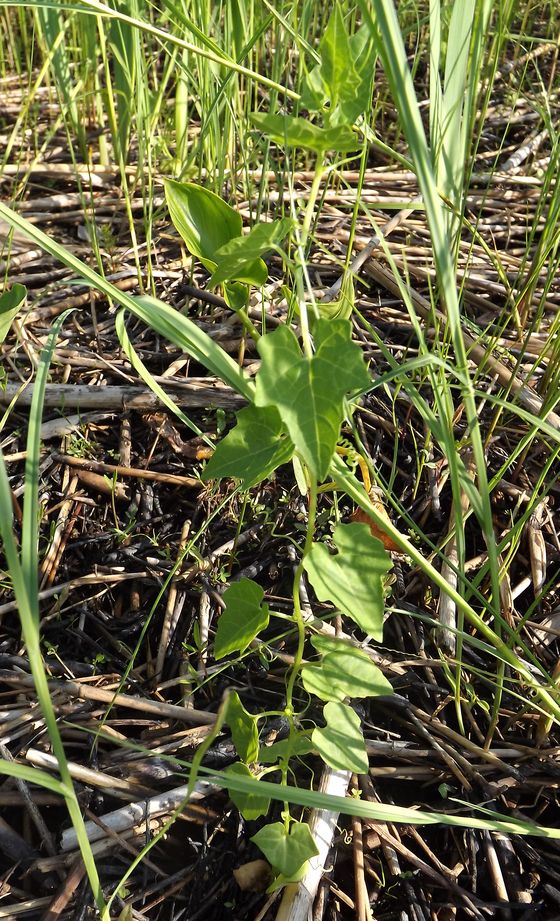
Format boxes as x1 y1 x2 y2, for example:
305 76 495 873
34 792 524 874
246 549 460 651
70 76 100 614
295 153 325 358
280 475 318 826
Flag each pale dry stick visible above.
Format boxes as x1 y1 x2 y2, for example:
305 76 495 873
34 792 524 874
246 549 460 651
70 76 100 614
495 38 560 80
40 858 86 921
12 317 40 370
482 829 512 920
119 414 132 468
320 195 422 304
26 749 152 800
198 590 211 673
491 830 532 905
60 779 218 851
0 897 52 918
33 819 168 871
361 776 483 918
351 779 372 921
39 476 80 589
0 570 148 618
0 381 246 411
437 452 476 656
363 258 560 429
275 767 352 921
498 552 515 629
154 518 191 684
52 452 201 489
4 673 217 726
406 825 462 881
376 823 484 919
527 500 547 598
501 125 552 173
3 412 119 463
403 700 526 779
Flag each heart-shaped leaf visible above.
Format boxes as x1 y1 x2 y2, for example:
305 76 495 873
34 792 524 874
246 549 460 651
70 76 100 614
214 579 270 659
255 320 370 480
251 821 318 878
301 645 393 702
202 404 294 489
225 691 259 763
164 179 241 271
209 218 293 289
313 702 368 773
303 523 392 639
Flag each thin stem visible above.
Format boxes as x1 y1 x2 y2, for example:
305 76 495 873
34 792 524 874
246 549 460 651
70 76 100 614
294 153 325 357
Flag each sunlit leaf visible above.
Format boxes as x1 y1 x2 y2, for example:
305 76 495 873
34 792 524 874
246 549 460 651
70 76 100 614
209 218 294 289
259 734 315 765
250 112 358 152
313 701 368 772
251 821 318 878
301 644 393 702
0 284 26 344
164 178 241 272
255 320 370 480
319 1 356 112
225 692 259 763
303 522 392 639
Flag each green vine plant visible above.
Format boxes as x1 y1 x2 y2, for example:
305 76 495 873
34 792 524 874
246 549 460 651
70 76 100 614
162 5 392 886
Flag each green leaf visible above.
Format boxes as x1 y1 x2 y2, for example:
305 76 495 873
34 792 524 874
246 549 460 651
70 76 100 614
214 578 270 659
225 762 271 820
225 692 259 763
317 272 354 321
254 320 370 480
319 1 356 112
164 178 242 272
303 523 392 640
223 281 251 311
251 821 318 878
331 26 376 127
259 734 315 765
209 218 294 289
250 113 358 152
202 404 294 489
313 702 368 773
301 646 393 702
300 65 327 112
0 284 26 344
